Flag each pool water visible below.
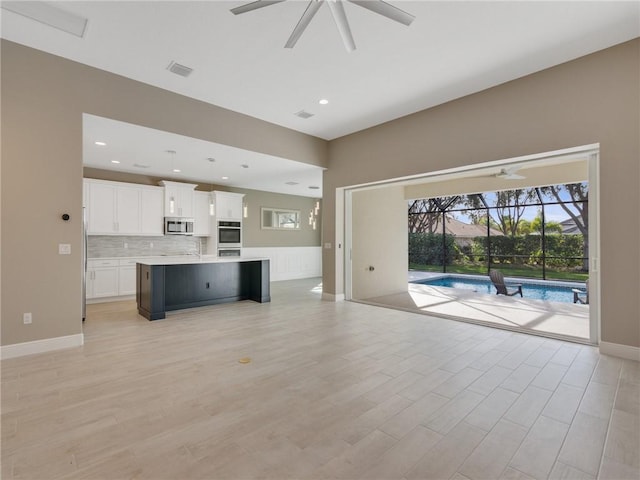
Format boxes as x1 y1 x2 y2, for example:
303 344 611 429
414 276 580 304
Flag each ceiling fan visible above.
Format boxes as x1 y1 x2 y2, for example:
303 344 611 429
494 166 526 180
230 0 415 52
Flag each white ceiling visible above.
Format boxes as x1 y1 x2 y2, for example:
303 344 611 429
2 1 639 194
82 114 324 197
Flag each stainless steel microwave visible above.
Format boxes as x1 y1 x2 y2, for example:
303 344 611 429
164 217 194 235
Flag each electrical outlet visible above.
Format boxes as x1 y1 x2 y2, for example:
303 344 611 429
150 242 154 249
23 312 32 324
58 243 71 255
124 242 128 249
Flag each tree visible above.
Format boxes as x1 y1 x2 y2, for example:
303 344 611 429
517 219 532 235
539 183 589 271
530 211 562 234
408 199 441 233
408 197 461 234
465 189 537 236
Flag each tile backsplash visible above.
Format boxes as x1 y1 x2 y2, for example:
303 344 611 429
88 236 207 258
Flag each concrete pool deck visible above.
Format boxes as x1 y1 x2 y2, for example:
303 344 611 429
362 271 590 342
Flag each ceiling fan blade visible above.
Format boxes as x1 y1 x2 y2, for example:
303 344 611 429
348 0 414 26
230 0 286 15
495 168 525 180
285 0 323 49
326 0 356 52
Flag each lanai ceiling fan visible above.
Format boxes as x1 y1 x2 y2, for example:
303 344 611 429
494 166 526 180
230 0 415 52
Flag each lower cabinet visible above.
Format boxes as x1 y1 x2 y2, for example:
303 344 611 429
118 259 139 295
87 258 142 299
137 260 271 320
87 259 119 298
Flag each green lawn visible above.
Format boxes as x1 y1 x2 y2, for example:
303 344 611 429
409 263 589 282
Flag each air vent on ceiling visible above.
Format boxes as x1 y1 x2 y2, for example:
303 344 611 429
294 110 314 119
285 181 299 186
133 163 150 169
167 61 193 78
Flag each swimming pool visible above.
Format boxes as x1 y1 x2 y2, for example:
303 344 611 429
413 276 582 304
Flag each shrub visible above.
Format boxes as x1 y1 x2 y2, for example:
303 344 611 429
408 232 456 266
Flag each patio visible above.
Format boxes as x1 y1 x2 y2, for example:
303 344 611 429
362 271 590 343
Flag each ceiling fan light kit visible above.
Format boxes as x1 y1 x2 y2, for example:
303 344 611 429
231 0 415 52
495 166 526 180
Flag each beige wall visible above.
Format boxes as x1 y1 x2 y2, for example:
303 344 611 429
323 39 640 348
2 38 639 351
1 40 327 347
351 186 407 300
84 168 321 247
404 160 588 200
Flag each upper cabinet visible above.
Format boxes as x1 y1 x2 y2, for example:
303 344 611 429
140 187 164 235
84 179 163 235
193 191 212 236
214 191 244 220
160 181 197 218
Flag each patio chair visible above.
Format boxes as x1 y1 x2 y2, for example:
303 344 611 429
489 270 523 297
572 279 589 304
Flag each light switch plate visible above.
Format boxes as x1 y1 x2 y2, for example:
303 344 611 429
324 243 332 249
58 243 71 255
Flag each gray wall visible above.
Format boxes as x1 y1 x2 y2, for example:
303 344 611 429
323 38 640 349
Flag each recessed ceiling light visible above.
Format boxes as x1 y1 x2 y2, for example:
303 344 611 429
222 176 229 180
207 157 216 162
95 141 107 146
285 181 299 186
241 164 249 169
173 168 181 173
319 99 329 105
308 186 320 190
111 160 120 164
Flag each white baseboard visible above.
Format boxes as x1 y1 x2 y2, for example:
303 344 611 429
599 341 640 362
1 334 84 360
87 295 135 304
322 292 345 302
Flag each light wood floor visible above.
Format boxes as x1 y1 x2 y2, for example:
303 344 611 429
2 278 638 480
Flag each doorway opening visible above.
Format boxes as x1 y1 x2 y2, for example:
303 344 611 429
343 145 599 344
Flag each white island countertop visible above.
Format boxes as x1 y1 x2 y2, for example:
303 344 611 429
135 255 268 266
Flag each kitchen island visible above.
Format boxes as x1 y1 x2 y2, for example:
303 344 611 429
136 256 270 320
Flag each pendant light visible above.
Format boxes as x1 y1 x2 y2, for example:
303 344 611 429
207 157 216 216
166 150 177 214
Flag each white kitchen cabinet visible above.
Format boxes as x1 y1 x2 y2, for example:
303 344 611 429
193 191 212 236
87 181 118 234
214 191 244 220
140 187 164 235
87 259 119 298
84 179 163 235
115 185 141 233
160 181 197 217
118 259 139 296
